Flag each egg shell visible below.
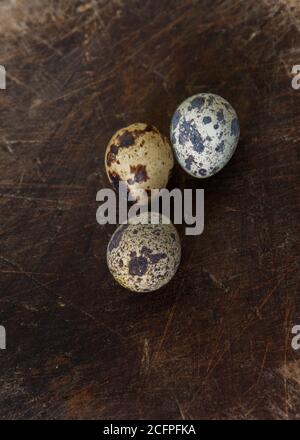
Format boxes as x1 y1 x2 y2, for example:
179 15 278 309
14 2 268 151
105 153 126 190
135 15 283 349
107 219 181 293
105 123 174 201
170 93 240 178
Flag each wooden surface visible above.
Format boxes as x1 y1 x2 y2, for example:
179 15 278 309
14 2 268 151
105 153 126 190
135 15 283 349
0 0 299 420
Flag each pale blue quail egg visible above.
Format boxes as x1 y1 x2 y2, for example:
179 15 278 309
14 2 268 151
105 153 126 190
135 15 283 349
170 93 240 178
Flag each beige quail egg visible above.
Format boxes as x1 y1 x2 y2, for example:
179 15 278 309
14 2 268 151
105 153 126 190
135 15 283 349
105 123 174 201
107 214 181 292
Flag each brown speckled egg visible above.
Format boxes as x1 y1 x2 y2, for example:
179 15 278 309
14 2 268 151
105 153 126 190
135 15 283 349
105 123 174 201
107 215 181 293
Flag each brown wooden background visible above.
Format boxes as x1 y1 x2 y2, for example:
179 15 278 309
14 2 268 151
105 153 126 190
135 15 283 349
0 0 299 420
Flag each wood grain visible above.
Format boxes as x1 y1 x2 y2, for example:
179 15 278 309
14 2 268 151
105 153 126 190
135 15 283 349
0 0 299 419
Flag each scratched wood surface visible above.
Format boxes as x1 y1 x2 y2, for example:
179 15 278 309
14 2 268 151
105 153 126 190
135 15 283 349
0 0 299 420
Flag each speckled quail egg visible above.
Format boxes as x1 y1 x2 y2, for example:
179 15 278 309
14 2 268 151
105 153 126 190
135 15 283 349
107 214 181 293
170 93 240 178
105 123 174 201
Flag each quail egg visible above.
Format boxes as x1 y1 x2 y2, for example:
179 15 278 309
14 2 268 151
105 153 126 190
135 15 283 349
107 214 181 292
170 93 240 178
105 123 174 201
